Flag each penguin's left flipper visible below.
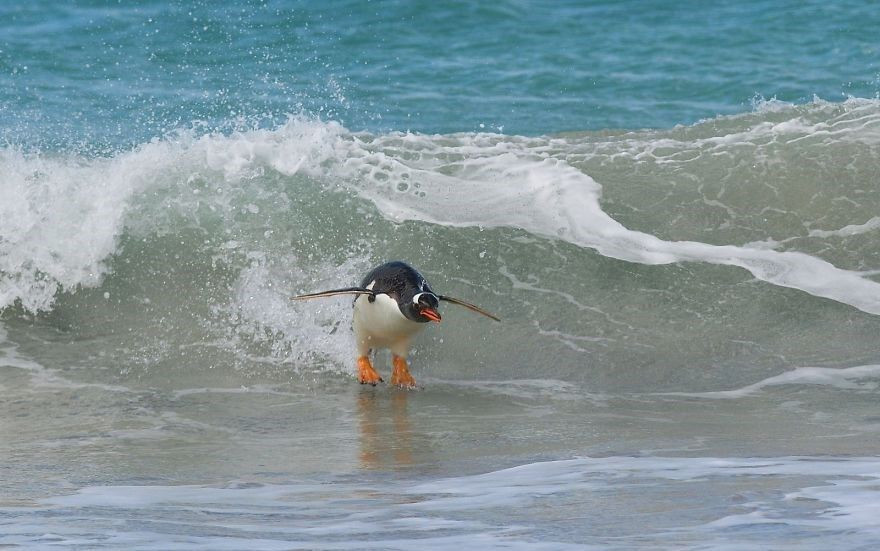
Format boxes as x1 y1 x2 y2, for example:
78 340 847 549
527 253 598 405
438 295 501 322
291 287 375 301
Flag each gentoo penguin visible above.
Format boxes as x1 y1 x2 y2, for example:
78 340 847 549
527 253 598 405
292 261 499 388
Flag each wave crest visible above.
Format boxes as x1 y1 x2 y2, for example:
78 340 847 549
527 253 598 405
2 100 880 317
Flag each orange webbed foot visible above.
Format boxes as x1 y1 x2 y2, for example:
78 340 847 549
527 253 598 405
391 355 417 389
357 356 383 386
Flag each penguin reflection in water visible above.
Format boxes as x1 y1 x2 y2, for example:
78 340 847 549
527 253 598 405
292 261 500 389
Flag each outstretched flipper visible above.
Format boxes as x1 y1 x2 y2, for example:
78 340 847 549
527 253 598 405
291 287 375 301
439 295 501 322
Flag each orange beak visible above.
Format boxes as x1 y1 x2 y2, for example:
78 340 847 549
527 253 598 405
420 307 442 322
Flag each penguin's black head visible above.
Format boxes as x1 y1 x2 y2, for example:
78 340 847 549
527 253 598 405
403 291 441 323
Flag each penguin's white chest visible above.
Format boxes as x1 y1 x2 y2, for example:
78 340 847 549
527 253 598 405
353 293 426 352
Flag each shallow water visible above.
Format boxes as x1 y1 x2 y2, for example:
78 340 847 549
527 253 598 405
3 1 880 548
4 348 880 548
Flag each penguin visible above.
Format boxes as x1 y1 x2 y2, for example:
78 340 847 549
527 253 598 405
292 261 499 388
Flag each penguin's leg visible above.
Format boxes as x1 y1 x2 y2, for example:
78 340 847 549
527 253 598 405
391 356 416 388
357 355 383 386
390 339 416 389
354 315 383 385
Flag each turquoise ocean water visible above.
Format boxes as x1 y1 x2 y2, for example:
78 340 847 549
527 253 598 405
3 1 880 548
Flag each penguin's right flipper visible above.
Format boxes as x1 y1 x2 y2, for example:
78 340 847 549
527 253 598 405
291 287 375 301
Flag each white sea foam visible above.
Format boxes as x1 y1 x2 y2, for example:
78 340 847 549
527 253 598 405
224 251 373 372
0 119 342 312
659 364 880 399
0 147 134 311
435 378 597 402
4 454 879 549
221 107 880 316
3 105 880 317
315 130 880 315
95 112 874 324
809 216 880 238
